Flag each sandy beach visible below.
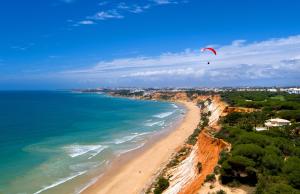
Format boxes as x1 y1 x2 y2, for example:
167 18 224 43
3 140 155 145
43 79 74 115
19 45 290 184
84 101 200 194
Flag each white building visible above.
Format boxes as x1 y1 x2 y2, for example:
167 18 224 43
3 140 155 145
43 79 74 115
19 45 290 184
287 88 300 94
265 118 291 128
267 88 278 92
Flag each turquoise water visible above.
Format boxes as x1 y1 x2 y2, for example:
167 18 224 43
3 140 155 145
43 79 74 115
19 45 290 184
0 91 184 194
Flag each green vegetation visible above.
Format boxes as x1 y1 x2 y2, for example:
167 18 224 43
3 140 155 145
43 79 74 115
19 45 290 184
205 173 216 182
187 111 210 145
186 126 201 145
166 146 192 168
216 190 227 194
270 95 285 101
220 91 300 121
214 165 221 175
111 89 145 97
157 94 173 100
217 91 300 193
153 176 170 194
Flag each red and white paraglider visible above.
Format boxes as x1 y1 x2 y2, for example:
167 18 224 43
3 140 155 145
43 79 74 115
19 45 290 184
201 47 217 64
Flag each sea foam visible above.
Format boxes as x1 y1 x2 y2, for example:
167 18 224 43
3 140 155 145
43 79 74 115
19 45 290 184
75 176 100 194
113 132 150 144
64 144 107 158
33 171 86 194
117 142 146 155
153 111 174 118
144 121 165 127
69 161 101 172
172 104 179 108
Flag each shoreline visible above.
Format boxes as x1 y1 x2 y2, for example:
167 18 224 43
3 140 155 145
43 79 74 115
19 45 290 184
83 101 200 194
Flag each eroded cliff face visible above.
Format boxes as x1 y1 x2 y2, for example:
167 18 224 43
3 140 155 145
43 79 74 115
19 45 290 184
164 146 198 194
179 133 227 194
206 96 228 130
162 97 229 194
150 92 189 101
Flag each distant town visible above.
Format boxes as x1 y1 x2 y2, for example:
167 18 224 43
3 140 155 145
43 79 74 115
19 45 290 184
74 86 300 95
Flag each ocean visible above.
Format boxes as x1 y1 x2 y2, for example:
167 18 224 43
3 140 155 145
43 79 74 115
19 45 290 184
0 91 184 194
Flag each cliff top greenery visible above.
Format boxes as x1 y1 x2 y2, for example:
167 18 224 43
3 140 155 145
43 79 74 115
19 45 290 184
217 91 300 194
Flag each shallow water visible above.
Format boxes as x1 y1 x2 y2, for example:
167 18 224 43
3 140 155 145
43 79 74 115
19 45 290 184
0 91 184 194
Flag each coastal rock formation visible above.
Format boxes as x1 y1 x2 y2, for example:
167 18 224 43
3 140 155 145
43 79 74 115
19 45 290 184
162 97 229 194
179 132 227 194
150 92 189 102
164 146 198 194
207 96 227 130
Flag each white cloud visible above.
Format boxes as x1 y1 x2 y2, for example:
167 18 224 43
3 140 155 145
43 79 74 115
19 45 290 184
115 2 150 14
130 5 151 13
123 67 205 77
117 2 130 10
61 35 300 87
75 0 185 26
88 10 124 20
10 43 35 51
152 0 177 5
98 1 108 6
78 20 95 25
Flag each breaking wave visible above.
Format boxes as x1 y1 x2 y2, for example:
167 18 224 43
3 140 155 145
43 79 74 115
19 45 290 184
75 176 100 194
144 121 165 127
117 142 146 155
113 132 150 144
171 104 178 108
153 111 174 118
64 144 107 158
33 171 86 194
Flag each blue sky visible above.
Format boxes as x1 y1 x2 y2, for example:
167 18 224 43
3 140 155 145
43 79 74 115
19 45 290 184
1 0 300 89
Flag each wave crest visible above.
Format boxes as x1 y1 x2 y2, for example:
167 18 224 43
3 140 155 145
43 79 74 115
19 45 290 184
153 111 174 118
144 121 165 127
33 171 86 194
114 132 150 144
64 144 107 158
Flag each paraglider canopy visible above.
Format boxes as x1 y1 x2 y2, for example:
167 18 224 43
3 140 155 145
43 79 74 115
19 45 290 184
201 47 217 55
201 47 216 64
